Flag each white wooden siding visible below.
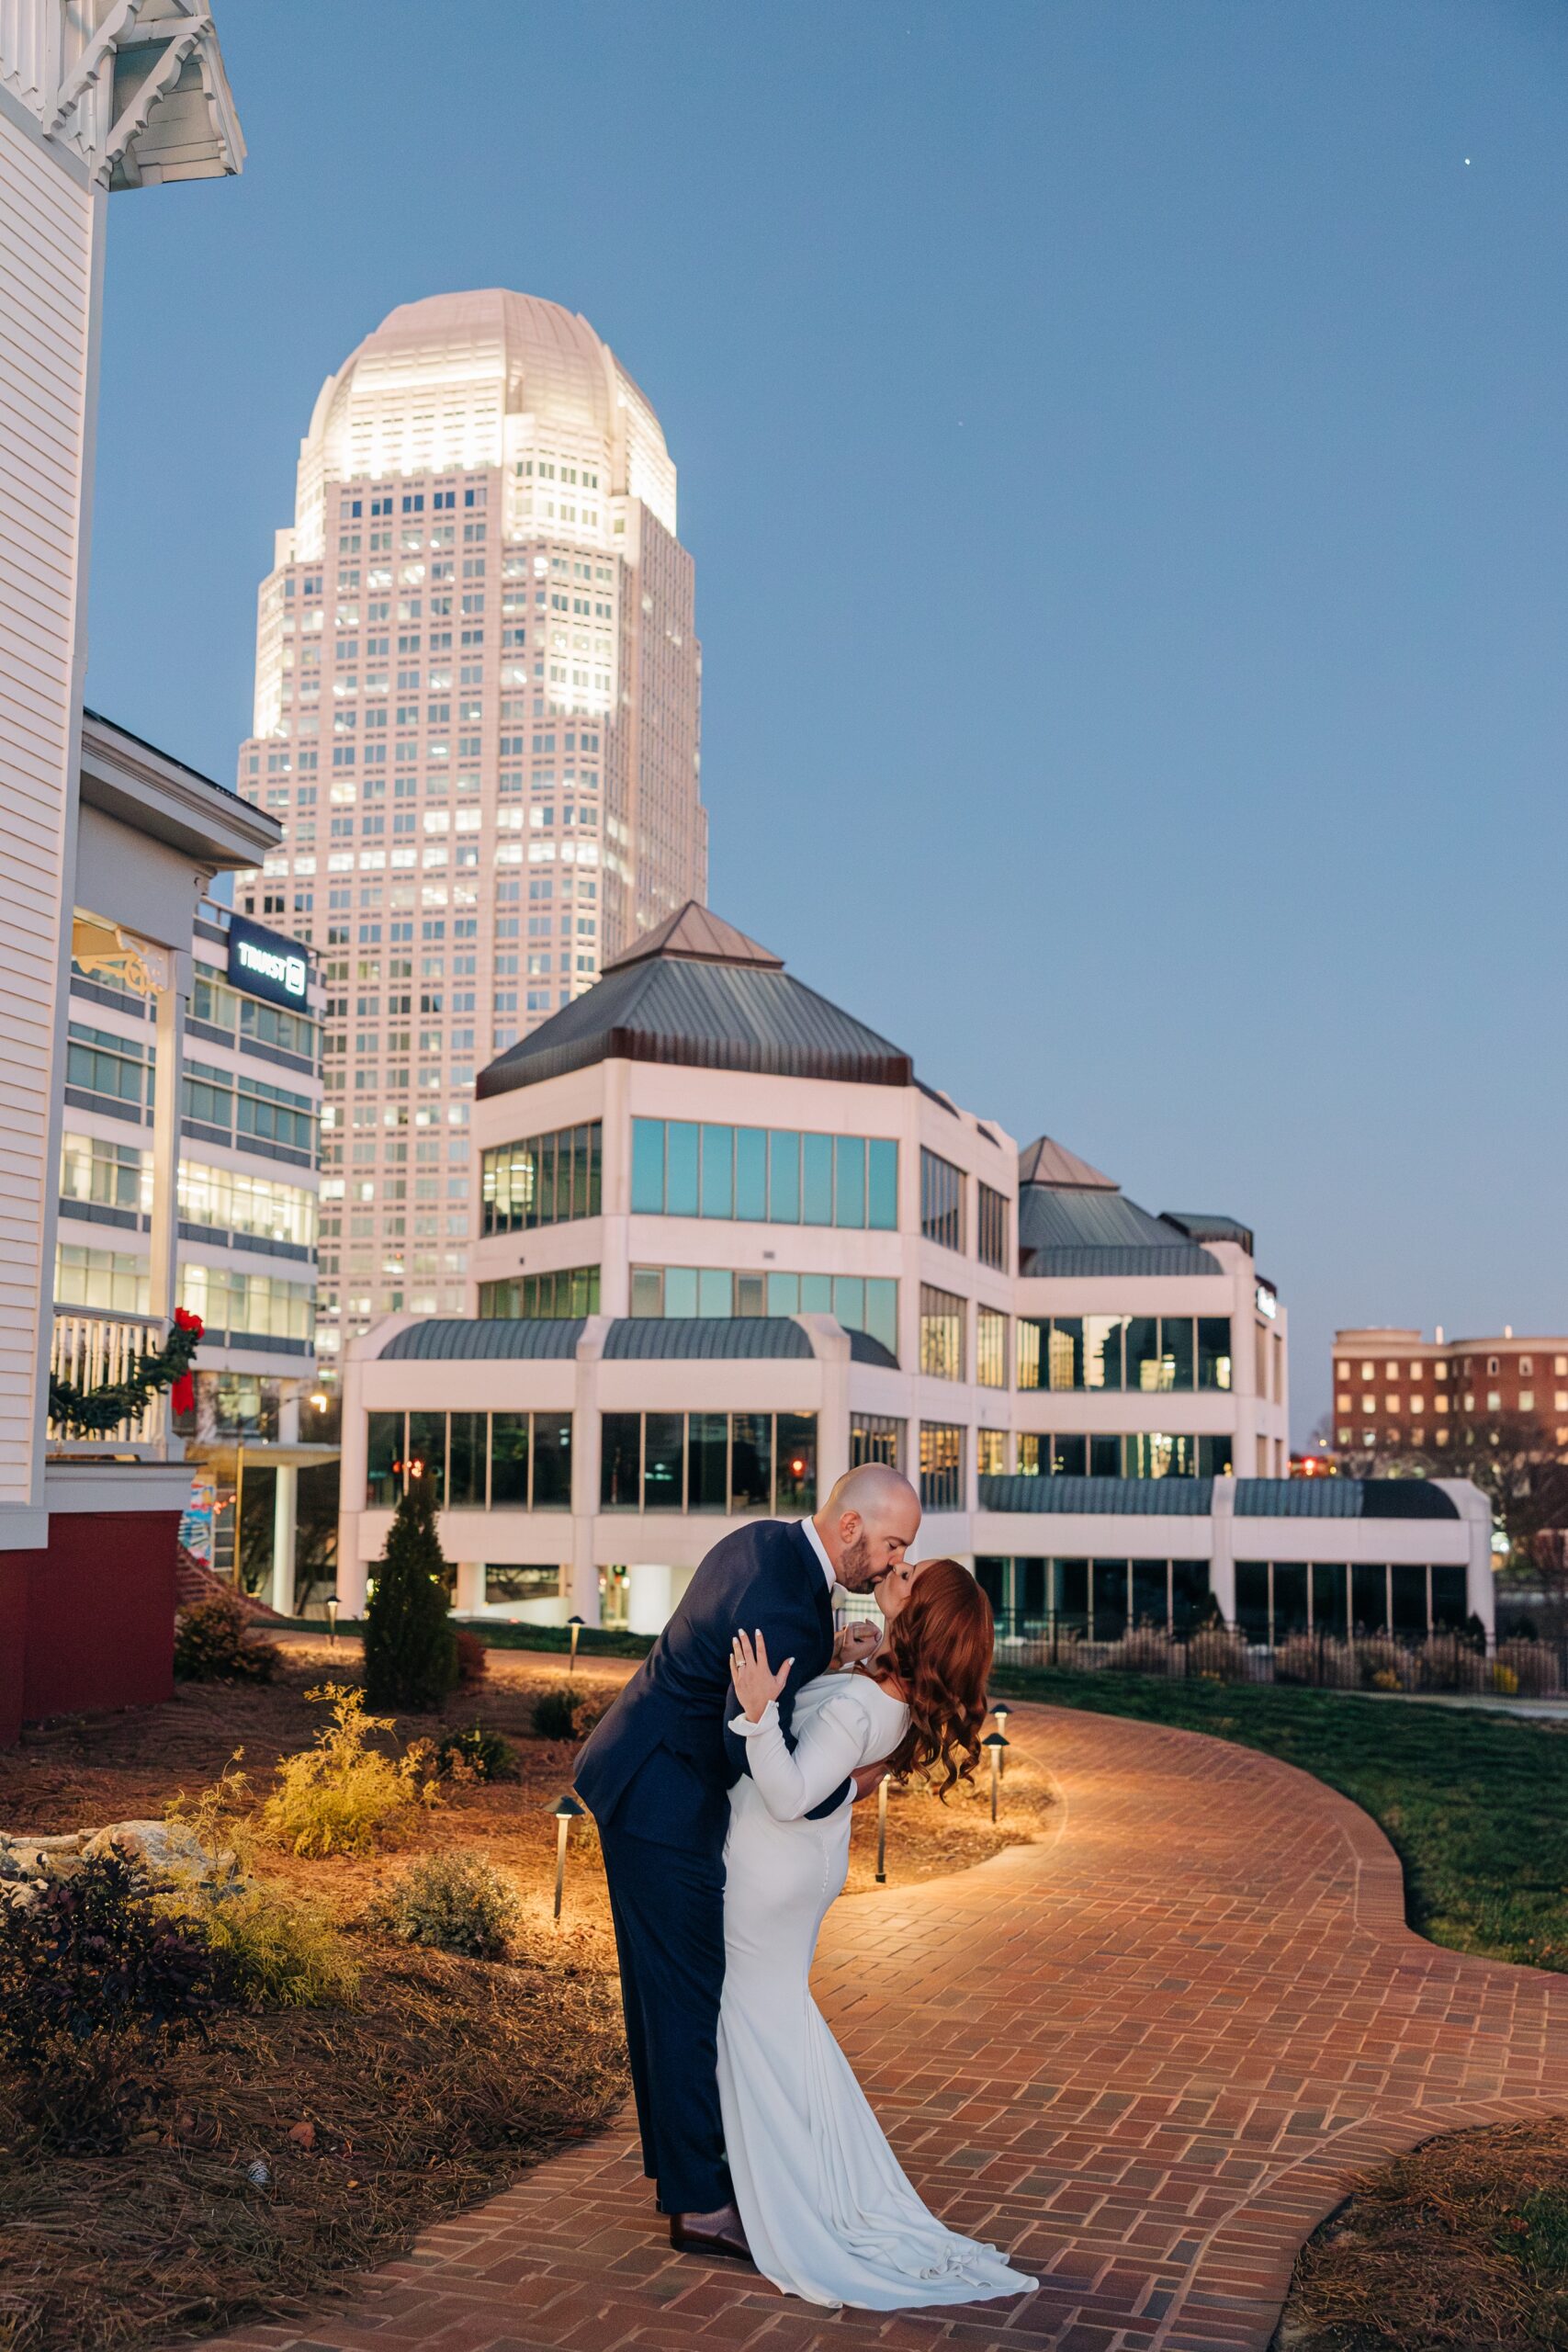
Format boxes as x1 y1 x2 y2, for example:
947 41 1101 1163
0 98 95 1506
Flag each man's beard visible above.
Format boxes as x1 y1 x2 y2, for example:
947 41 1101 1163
837 1532 876 1591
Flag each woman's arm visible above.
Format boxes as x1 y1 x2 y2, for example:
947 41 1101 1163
728 1629 871 1819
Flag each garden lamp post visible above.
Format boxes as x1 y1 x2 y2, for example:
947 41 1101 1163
553 1792 585 1922
992 1701 1010 1771
875 1774 889 1884
325 1594 339 1649
982 1730 1010 1822
568 1612 584 1673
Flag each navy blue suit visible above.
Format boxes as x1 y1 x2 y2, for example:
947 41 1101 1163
575 1518 849 2213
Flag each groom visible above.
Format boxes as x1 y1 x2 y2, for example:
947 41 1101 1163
575 1460 921 2258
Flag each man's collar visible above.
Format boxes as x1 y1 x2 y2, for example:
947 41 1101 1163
797 1514 837 1591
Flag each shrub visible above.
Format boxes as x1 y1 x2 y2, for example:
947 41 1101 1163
1496 1639 1562 1698
373 1850 519 1961
259 1683 437 1858
192 1883 360 2008
164 1749 256 1880
1106 1626 1176 1678
532 1683 613 1741
363 1476 458 1713
1273 1634 1357 1690
1186 1623 1248 1681
1493 1664 1521 1698
174 1589 279 1683
1357 1635 1414 1692
455 1627 489 1690
436 1722 518 1782
1418 1632 1487 1694
0 1851 226 2151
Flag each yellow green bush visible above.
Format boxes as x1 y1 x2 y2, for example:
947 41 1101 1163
193 1883 361 2007
259 1683 438 1859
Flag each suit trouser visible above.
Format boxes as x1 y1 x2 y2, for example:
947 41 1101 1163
596 1816 730 2215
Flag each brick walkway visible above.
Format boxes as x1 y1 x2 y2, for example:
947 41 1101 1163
197 1703 1568 2352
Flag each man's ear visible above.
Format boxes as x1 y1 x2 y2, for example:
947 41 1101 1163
838 1510 862 1552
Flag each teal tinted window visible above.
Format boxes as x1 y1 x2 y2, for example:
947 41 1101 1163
664 1265 698 1317
644 1413 684 1510
800 1272 831 1314
531 1414 571 1508
767 1272 799 1314
768 1130 800 1222
867 1138 897 1229
832 1275 864 1333
367 1412 401 1506
697 1267 730 1316
666 1122 699 1215
631 1119 665 1212
735 1128 767 1220
700 1125 733 1217
834 1135 865 1227
864 1278 898 1359
688 1413 728 1510
802 1133 833 1225
491 1414 529 1505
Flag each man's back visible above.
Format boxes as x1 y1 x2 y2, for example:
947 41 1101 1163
576 1518 829 1849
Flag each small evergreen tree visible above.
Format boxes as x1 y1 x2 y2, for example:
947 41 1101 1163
363 1476 458 1713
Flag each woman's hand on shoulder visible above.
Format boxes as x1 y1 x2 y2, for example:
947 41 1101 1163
729 1626 792 1723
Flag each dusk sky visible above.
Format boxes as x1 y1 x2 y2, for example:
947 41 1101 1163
85 1 1568 1442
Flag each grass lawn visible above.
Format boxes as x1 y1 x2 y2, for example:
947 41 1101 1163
987 1666 1568 1974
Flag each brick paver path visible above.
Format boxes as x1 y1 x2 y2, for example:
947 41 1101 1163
197 1703 1568 2352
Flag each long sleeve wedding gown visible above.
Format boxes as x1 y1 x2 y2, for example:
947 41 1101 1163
716 1669 1036 2311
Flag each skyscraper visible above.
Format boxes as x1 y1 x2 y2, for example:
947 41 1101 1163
233 290 706 1372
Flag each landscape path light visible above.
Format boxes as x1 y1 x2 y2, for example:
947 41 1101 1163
875 1773 889 1884
981 1730 1010 1823
325 1594 339 1650
568 1612 584 1673
992 1700 1011 1771
552 1792 586 1922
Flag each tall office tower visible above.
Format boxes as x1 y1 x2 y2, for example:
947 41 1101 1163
234 290 706 1371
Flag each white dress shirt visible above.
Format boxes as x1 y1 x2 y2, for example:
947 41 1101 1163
797 1514 839 1594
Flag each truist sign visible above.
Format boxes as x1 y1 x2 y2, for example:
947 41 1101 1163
227 913 309 1010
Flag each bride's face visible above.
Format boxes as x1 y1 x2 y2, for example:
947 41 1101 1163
875 1559 920 1621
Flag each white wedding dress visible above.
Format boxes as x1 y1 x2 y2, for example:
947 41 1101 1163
717 1670 1037 2310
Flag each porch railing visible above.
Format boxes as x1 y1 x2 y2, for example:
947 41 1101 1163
48 1306 172 1457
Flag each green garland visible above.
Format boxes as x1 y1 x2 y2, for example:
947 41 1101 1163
50 1313 203 1437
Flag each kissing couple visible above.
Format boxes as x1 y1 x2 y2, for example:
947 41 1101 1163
575 1462 1036 2310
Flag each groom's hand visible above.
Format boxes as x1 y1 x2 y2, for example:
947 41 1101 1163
850 1758 891 1804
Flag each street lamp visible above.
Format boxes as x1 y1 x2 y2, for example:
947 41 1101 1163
981 1731 1010 1823
325 1594 339 1649
992 1700 1011 1772
568 1612 584 1673
875 1774 889 1885
552 1792 585 1922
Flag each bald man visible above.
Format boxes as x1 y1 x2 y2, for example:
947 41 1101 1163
575 1462 921 2261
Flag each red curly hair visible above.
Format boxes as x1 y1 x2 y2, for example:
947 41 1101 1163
866 1558 994 1797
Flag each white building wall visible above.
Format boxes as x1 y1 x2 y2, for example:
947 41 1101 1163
0 91 99 1531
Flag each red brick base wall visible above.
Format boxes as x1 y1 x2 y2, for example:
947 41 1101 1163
0 1510 179 1743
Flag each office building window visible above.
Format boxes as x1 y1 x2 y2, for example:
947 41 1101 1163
919 1285 964 1381
850 1411 903 1471
1017 1316 1232 1394
979 1558 1213 1638
976 1428 1007 1477
630 1120 896 1230
1009 1432 1232 1478
629 1264 898 1363
477 1266 600 1317
599 1411 817 1515
1233 1561 1464 1644
480 1122 601 1232
365 1408 571 1510
483 1566 562 1605
977 1181 1009 1272
976 1306 1008 1389
919 1421 964 1512
919 1148 964 1252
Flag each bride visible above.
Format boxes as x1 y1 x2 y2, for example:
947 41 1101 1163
718 1557 1037 2311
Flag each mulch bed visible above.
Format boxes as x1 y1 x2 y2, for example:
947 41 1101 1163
0 1643 1053 2352
1278 2115 1568 2350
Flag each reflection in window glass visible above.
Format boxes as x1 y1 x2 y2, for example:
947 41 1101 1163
406 1410 446 1497
601 1413 640 1508
919 1285 964 1381
735 1128 766 1220
1125 1318 1159 1392
491 1414 529 1505
833 1136 864 1228
776 1412 817 1512
644 1412 684 1510
367 1412 401 1506
666 1122 699 1215
700 1125 733 1219
448 1411 486 1507
802 1133 833 1226
1198 1318 1233 1390
867 1138 897 1229
768 1129 800 1222
730 1413 773 1511
687 1412 728 1510
531 1416 571 1508
919 1421 963 1510
631 1119 664 1212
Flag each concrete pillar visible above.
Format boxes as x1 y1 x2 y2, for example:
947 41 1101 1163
269 1463 297 1617
1208 1475 1236 1624
571 1316 608 1623
626 1562 674 1635
455 1557 484 1613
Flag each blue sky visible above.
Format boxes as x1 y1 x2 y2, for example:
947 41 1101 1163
85 1 1568 1441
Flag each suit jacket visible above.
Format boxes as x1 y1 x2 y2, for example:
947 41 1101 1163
575 1518 848 1850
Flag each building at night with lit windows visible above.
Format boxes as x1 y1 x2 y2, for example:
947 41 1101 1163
231 290 706 1374
335 906 1495 1642
1333 1327 1568 1454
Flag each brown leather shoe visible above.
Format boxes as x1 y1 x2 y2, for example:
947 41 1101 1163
669 2213 752 2263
